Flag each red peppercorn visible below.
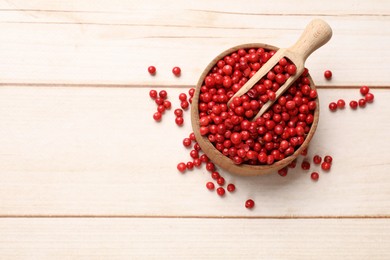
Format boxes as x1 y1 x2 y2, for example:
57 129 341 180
245 199 255 209
349 100 358 109
183 138 192 147
175 117 184 126
365 93 374 103
360 86 370 95
329 102 337 111
211 171 220 180
181 100 189 110
179 93 187 101
206 162 215 172
174 108 183 117
172 66 181 76
177 162 186 173
149 89 157 99
216 187 225 196
157 105 165 113
311 172 319 181
358 98 366 108
324 155 333 163
313 155 322 165
153 112 162 121
186 161 194 170
324 70 332 79
301 148 308 156
321 161 331 171
301 161 310 170
337 99 345 109
217 177 225 186
163 100 171 109
189 88 195 97
278 167 288 177
148 66 156 75
206 182 215 190
288 160 297 168
159 90 167 99
227 184 236 192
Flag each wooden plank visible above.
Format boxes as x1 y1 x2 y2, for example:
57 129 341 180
0 86 389 216
0 218 389 259
0 1 388 86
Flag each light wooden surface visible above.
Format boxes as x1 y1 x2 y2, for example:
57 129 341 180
0 0 389 259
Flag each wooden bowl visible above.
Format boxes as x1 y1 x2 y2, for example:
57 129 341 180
191 43 320 176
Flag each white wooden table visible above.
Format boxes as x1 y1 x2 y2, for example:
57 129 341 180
1 1 389 258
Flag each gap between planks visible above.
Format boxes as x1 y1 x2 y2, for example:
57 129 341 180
0 83 389 89
0 215 389 219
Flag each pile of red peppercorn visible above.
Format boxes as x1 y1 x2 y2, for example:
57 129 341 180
197 47 318 166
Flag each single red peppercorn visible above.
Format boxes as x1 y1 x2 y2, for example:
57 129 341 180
360 86 370 95
172 66 181 76
324 155 333 163
311 172 319 181
157 105 166 113
216 187 225 196
153 112 162 121
188 88 195 97
301 148 308 156
163 100 171 109
365 93 374 103
175 117 184 126
217 177 225 186
183 138 192 147
321 161 331 171
149 89 157 99
186 161 194 170
174 108 183 117
181 100 189 110
278 167 288 177
211 171 220 180
349 100 358 109
159 90 167 99
337 99 345 109
301 161 310 170
329 102 337 111
245 199 255 209
313 155 322 165
177 162 186 173
358 98 366 108
148 66 156 75
324 70 332 79
227 184 236 192
206 162 215 172
179 93 187 101
206 182 215 190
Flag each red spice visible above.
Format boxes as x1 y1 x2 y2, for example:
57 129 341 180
360 86 370 95
175 117 184 126
174 108 183 117
149 89 157 99
211 171 220 180
197 48 317 166
245 199 255 209
153 112 162 121
301 160 311 170
186 161 194 170
321 161 331 171
324 155 333 163
337 99 345 109
329 102 337 111
181 100 190 110
288 159 297 168
313 155 322 165
349 100 358 109
163 100 172 109
216 187 225 196
365 93 374 103
217 177 225 186
159 90 168 99
206 182 215 190
324 70 332 79
179 93 187 102
311 172 319 181
157 105 165 113
227 184 236 192
177 162 186 173
148 66 156 75
278 167 288 177
172 66 181 76
183 138 192 147
358 98 366 108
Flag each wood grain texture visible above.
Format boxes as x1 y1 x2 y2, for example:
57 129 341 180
0 0 388 86
1 218 389 259
0 86 389 217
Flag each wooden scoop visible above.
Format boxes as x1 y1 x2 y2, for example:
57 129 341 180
228 19 332 120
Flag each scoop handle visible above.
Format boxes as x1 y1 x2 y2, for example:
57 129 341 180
289 19 332 62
